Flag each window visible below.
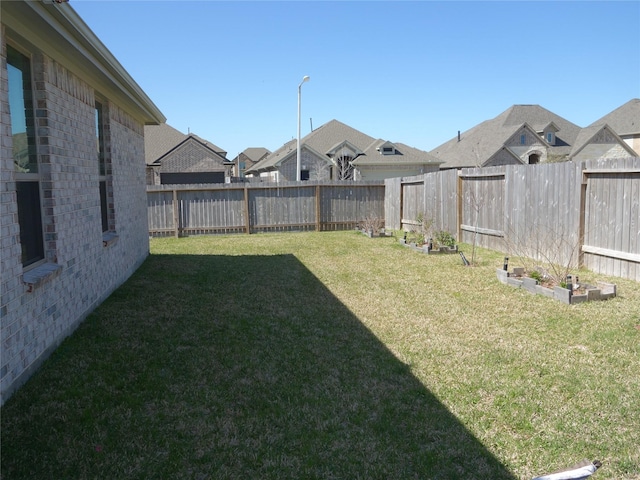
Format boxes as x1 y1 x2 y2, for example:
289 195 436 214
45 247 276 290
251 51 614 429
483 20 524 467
300 169 310 181
8 45 44 267
382 146 394 154
520 134 527 145
95 102 109 233
546 132 554 145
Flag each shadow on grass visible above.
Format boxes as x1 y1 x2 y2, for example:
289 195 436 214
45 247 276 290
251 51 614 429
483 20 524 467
1 254 517 479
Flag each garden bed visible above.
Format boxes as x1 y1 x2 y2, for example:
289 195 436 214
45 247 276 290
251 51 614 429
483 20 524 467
496 267 616 304
359 228 391 238
399 237 458 255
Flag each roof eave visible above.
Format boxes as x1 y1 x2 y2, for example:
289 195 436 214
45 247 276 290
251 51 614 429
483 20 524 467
2 1 165 125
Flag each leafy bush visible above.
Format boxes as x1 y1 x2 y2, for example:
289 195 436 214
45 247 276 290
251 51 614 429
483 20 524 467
434 230 456 248
528 270 543 282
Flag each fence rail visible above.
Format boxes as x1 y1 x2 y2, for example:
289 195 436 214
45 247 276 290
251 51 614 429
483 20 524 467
385 158 640 282
147 181 385 238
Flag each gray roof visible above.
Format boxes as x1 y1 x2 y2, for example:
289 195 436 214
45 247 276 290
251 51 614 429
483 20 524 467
353 140 441 166
248 120 376 173
431 105 582 168
233 147 271 163
588 98 640 136
248 139 297 172
144 124 227 165
248 119 440 173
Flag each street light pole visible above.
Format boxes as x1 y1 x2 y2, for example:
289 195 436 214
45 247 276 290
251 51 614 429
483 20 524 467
297 75 310 182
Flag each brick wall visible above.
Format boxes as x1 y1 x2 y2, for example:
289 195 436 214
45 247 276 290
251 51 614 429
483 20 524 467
1 31 149 404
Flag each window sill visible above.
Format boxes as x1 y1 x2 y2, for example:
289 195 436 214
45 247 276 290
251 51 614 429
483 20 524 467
103 231 119 247
23 262 63 292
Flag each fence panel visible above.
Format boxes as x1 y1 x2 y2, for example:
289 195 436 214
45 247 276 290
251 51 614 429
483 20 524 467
179 187 246 235
424 169 458 235
459 166 506 251
400 175 426 232
320 183 385 231
148 181 385 237
147 190 176 236
583 158 640 281
384 177 401 231
248 184 316 232
503 162 583 269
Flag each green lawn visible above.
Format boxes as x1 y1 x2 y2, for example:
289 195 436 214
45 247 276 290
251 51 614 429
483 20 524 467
2 231 639 479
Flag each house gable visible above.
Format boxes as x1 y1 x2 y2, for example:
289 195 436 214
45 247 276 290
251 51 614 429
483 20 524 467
484 147 526 167
539 122 560 145
375 141 398 155
278 145 332 181
326 140 364 158
503 124 548 164
570 124 638 161
159 138 228 173
588 99 640 155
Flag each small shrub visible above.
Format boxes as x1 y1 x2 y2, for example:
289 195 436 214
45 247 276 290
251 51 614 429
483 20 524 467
434 230 456 248
359 215 384 234
528 270 543 282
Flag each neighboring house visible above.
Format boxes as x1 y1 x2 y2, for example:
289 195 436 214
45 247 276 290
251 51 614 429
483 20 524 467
230 147 271 177
432 104 637 169
1 0 165 404
245 119 441 181
144 123 234 184
587 98 640 156
351 140 443 181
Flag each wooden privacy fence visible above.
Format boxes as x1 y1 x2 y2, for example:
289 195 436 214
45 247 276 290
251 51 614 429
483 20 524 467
147 181 385 237
385 157 640 282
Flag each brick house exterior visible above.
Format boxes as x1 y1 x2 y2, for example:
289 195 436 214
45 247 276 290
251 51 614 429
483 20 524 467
1 1 164 404
144 123 233 185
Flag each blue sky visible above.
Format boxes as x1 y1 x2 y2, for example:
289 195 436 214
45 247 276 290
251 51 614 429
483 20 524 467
71 1 640 159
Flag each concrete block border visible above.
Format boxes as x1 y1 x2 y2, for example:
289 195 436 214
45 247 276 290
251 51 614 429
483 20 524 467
496 268 616 304
398 238 459 255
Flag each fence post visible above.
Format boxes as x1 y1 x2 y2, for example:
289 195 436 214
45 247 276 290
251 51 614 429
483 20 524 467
244 185 250 234
316 184 321 232
172 188 179 238
456 173 463 242
578 166 588 268
399 179 404 231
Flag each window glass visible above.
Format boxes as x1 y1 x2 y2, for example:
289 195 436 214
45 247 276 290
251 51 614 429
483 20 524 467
8 45 45 266
7 47 37 174
16 182 44 266
96 102 109 232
